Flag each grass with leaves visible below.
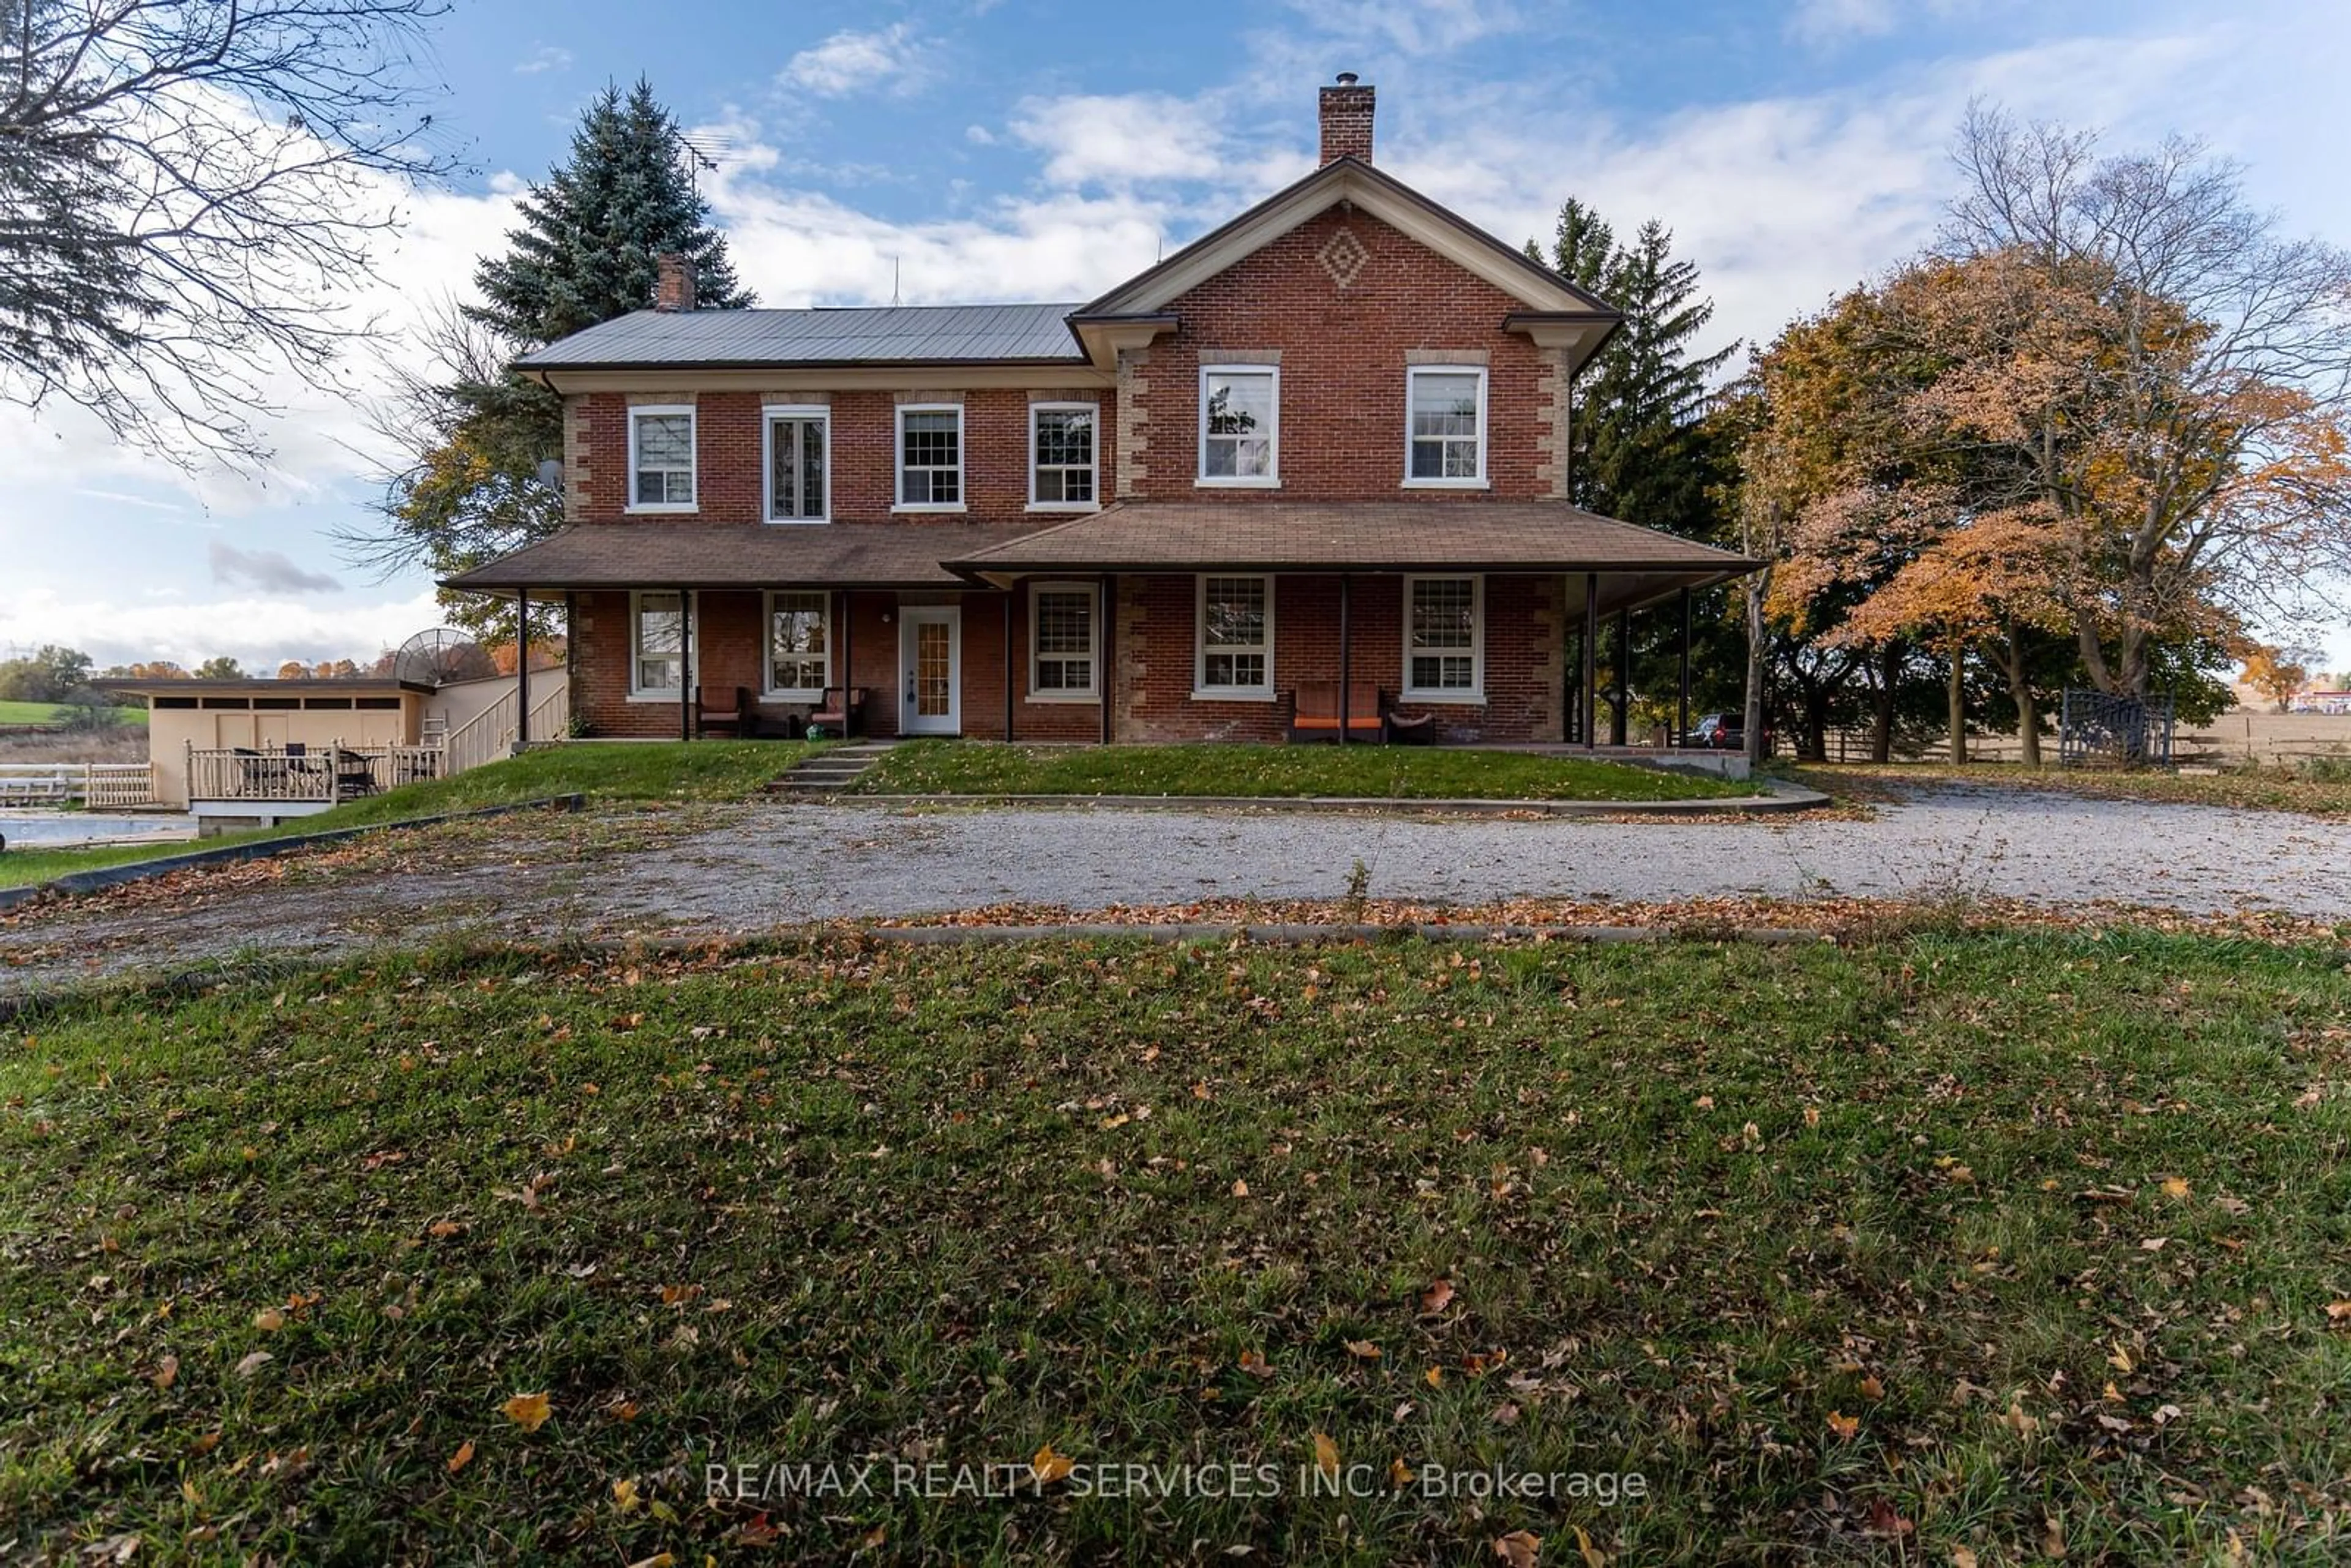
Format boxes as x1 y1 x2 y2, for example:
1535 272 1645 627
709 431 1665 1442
1786 759 2351 816
3 927 2348 1562
857 741 1751 802
0 700 146 727
0 741 819 890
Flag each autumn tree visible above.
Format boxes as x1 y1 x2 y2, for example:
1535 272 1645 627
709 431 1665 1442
192 656 247 680
2239 643 2312 711
1940 107 2351 698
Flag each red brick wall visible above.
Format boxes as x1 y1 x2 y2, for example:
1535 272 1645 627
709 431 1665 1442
1115 572 1563 745
1132 207 1553 500
572 387 1114 523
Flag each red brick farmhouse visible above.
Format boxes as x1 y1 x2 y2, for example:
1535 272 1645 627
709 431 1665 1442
446 77 1758 748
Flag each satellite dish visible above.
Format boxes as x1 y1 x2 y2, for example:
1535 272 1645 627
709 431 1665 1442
392 627 497 688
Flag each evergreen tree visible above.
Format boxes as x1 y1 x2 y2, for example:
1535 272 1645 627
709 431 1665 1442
473 79 752 342
1529 201 1745 729
350 80 751 617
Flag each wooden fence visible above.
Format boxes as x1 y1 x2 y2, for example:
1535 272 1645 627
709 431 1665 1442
0 761 157 807
185 745 443 803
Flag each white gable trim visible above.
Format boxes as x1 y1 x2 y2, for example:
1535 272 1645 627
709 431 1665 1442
1084 163 1603 323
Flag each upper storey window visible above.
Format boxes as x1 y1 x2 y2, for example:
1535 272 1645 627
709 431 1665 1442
765 407 829 523
628 407 696 511
1199 366 1279 486
1030 403 1098 509
1405 367 1487 487
896 405 966 511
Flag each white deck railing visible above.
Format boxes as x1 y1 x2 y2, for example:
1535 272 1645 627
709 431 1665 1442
186 745 443 803
443 680 571 775
0 761 157 808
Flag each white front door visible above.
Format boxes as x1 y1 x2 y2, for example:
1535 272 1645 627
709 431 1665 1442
898 606 961 736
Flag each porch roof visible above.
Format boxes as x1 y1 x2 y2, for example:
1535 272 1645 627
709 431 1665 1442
946 500 1760 587
438 522 1049 596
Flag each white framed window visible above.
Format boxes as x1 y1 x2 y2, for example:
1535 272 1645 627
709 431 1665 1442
1198 365 1280 486
1029 403 1098 510
1403 574 1484 701
1404 367 1488 487
628 405 697 511
629 590 696 698
764 590 830 699
1029 581 1100 699
895 403 965 511
764 406 829 523
1195 574 1274 698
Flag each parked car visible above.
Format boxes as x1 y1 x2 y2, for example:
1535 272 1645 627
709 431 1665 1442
1690 712 1770 752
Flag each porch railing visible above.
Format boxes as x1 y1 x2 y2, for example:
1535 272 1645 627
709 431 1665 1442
186 744 443 803
443 680 570 776
0 761 158 808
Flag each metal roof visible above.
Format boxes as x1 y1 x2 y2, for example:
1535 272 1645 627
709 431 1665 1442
438 521 1052 594
516 302 1088 370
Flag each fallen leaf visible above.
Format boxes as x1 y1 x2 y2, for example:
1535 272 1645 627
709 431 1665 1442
500 1392 552 1432
1237 1350 1274 1379
1231 1179 1249 1198
2107 1344 2135 1374
1492 1528 1541 1567
233 1350 272 1378
1804 1105 1821 1127
2161 1177 2191 1199
252 1308 285 1332
1952 1550 1979 1568
1859 1374 1884 1400
861 1524 887 1551
2325 1301 2351 1323
427 1220 463 1238
189 1431 222 1455
1573 1524 1606 1567
150 1354 178 1391
2043 1514 2066 1559
1312 1431 1339 1480
1865 1498 1914 1537
1420 1277 1456 1316
446 1439 474 1474
1425 1366 1445 1389
1031 1442 1074 1485
1826 1410 1859 1439
1389 1456 1414 1488
1345 1339 1382 1360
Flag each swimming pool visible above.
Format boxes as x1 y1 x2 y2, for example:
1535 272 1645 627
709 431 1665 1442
0 812 198 850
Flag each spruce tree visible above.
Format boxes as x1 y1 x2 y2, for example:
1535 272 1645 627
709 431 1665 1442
474 78 752 342
353 80 752 618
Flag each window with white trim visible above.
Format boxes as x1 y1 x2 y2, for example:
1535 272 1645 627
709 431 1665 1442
1030 582 1099 697
1030 403 1097 508
765 407 828 522
1404 575 1483 699
628 407 696 509
1199 366 1278 484
1196 574 1273 696
1404 367 1487 485
896 405 964 508
764 590 830 699
631 590 689 696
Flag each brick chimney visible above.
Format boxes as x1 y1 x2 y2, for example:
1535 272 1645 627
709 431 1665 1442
654 253 697 312
1318 72 1374 165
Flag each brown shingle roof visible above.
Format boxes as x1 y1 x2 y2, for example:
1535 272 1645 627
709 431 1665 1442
439 522 1050 594
946 501 1758 576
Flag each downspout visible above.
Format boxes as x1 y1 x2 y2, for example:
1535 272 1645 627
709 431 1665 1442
516 588 531 752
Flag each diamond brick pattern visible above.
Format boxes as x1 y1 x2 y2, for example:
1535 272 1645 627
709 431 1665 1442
1316 227 1370 290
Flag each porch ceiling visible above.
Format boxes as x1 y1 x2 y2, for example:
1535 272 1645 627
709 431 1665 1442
438 522 1048 597
945 500 1760 600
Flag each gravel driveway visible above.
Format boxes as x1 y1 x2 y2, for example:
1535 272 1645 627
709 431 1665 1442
3 784 2344 994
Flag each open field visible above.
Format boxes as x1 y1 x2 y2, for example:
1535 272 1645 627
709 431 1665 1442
1787 760 2351 817
0 742 819 890
2 929 2346 1562
858 741 1750 801
0 700 146 727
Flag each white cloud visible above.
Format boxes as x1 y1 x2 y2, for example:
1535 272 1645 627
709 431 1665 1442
513 44 572 75
1283 0 1524 54
1008 93 1239 187
209 541 343 596
782 23 936 99
2 585 446 670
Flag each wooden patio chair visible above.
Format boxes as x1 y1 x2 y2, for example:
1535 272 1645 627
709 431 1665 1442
334 749 379 798
1286 680 1387 744
810 686 867 740
696 685 744 738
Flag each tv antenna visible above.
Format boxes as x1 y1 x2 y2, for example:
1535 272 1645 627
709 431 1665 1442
676 132 738 196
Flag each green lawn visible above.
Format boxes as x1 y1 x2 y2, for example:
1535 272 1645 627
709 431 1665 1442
0 741 817 890
858 741 1751 801
4 929 2345 1562
0 699 145 726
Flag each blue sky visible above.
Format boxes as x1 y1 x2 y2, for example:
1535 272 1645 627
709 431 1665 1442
5 0 2349 673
